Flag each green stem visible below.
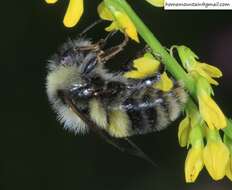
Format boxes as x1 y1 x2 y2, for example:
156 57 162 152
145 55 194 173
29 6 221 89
224 119 232 139
206 128 222 142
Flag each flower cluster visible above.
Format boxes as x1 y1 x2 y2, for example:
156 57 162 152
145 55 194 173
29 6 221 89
173 45 232 182
44 0 232 183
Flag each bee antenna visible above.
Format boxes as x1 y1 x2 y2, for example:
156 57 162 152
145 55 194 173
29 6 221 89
79 19 103 37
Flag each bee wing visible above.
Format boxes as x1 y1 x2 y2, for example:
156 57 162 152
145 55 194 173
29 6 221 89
60 90 156 167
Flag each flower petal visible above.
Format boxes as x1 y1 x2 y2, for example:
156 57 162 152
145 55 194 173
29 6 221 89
97 2 113 21
197 78 226 129
178 116 190 147
45 0 58 4
185 147 204 183
199 63 222 78
145 0 164 7
195 67 219 86
203 141 230 180
98 2 139 42
105 22 119 32
124 55 160 79
114 11 139 42
198 92 226 129
153 72 173 92
63 0 84 28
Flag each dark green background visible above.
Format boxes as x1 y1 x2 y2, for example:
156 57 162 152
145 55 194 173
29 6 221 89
1 0 232 189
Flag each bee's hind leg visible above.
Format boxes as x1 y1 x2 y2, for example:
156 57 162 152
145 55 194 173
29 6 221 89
78 31 119 53
98 30 118 48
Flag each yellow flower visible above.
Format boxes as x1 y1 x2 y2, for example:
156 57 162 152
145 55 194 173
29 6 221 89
45 0 84 28
203 140 229 180
63 0 84 28
198 92 226 129
45 0 58 3
177 45 222 85
181 111 204 183
197 77 226 129
178 100 203 148
123 54 160 79
145 0 164 7
185 146 204 183
123 53 173 91
178 116 190 147
203 129 230 180
193 63 222 86
226 156 232 181
98 2 139 42
153 72 173 92
182 106 205 183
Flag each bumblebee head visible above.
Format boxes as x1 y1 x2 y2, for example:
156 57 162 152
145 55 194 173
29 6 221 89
46 63 91 134
46 64 80 101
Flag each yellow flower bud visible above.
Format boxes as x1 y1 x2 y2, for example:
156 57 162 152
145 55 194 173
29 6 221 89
184 117 204 183
198 93 226 129
145 0 164 7
45 0 84 27
176 45 198 71
185 146 204 183
98 2 139 42
197 78 226 129
63 0 84 28
97 1 113 21
196 63 222 85
178 116 190 147
124 54 160 79
203 140 230 180
176 45 222 85
45 0 58 4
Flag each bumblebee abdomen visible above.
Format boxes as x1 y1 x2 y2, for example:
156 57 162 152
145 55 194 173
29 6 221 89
120 85 187 136
88 83 187 138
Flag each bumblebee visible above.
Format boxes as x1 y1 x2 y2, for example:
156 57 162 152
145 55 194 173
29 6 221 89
46 25 187 165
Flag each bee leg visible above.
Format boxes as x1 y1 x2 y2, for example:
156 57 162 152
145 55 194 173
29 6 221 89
97 30 118 49
124 138 157 167
77 31 118 53
58 90 156 167
99 34 129 63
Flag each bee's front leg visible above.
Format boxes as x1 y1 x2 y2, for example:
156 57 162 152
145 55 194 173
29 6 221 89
99 34 129 63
